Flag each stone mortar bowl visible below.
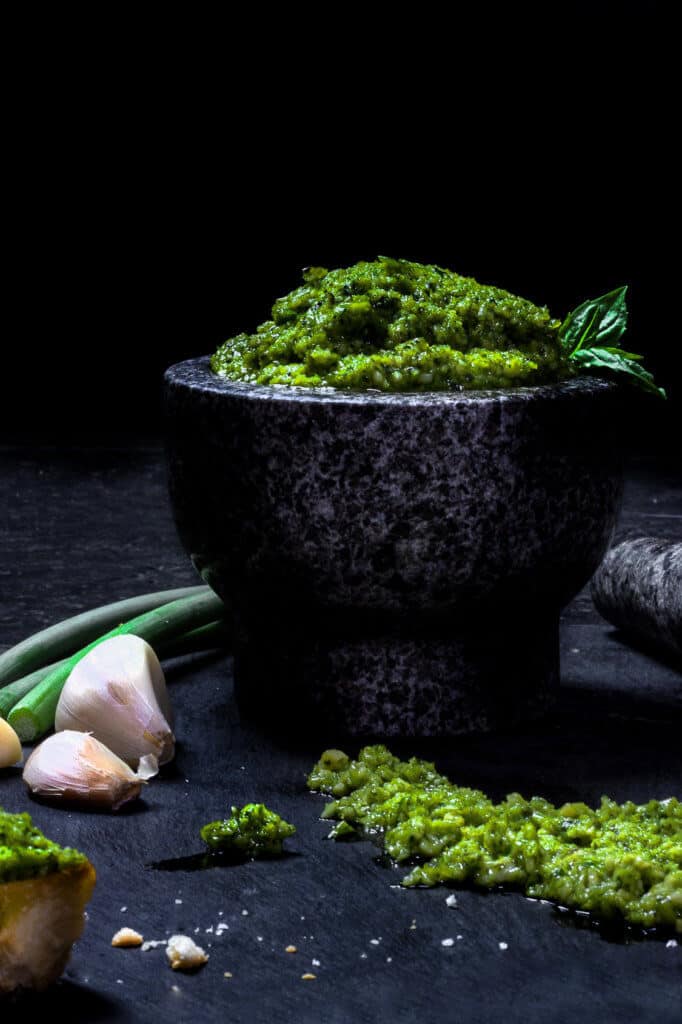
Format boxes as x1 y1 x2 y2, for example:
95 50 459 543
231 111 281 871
164 358 623 736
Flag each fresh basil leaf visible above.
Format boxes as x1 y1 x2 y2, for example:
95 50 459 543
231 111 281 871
559 286 628 354
601 346 644 361
571 346 666 398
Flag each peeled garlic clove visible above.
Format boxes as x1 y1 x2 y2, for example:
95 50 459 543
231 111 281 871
0 717 23 767
23 731 158 811
55 634 175 767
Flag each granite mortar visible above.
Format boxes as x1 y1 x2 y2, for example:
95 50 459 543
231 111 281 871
164 358 623 735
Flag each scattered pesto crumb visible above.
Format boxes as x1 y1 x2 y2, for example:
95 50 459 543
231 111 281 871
111 927 143 948
301 973 316 981
200 804 295 858
441 938 454 947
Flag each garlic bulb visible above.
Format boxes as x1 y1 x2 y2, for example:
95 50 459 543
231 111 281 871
55 634 175 767
23 731 158 810
0 718 23 768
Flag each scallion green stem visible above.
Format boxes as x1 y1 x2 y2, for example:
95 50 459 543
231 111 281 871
158 619 231 659
0 659 68 720
0 585 209 688
8 590 225 741
0 617 230 721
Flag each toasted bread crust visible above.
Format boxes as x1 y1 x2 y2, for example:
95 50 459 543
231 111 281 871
0 860 96 993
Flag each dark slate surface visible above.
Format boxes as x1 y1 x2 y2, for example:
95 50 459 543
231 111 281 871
0 447 681 1024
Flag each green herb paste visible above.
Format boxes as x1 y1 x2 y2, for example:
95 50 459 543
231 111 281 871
210 257 569 391
308 747 682 933
200 803 296 857
0 807 88 883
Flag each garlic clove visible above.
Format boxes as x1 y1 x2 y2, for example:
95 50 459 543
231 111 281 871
0 718 23 768
136 754 159 781
23 731 158 811
55 634 175 767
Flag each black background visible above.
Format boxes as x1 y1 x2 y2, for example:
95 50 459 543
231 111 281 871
2 3 679 453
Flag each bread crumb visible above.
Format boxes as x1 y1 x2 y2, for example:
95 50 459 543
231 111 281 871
285 945 297 953
445 894 457 908
141 939 167 952
224 971 233 978
166 934 209 971
111 927 143 948
301 973 316 980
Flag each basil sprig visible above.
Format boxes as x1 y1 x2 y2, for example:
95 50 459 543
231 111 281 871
560 286 666 398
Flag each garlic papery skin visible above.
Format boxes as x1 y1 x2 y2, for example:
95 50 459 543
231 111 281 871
0 718 23 767
55 634 175 767
23 731 158 810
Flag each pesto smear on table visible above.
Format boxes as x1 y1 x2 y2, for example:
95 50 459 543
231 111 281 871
210 257 569 391
308 747 682 933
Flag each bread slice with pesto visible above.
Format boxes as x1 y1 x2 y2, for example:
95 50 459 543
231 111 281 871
0 807 95 993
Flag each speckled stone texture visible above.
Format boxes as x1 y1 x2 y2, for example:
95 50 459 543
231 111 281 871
592 537 682 660
164 358 623 735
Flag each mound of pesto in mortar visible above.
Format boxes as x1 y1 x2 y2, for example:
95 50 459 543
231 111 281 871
0 807 88 883
308 747 682 934
211 257 568 391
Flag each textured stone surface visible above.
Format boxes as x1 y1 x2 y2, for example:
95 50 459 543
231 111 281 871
592 537 682 659
164 359 623 734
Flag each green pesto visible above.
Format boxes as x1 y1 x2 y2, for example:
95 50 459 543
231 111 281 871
307 746 682 934
210 257 569 392
0 807 88 883
200 803 296 857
